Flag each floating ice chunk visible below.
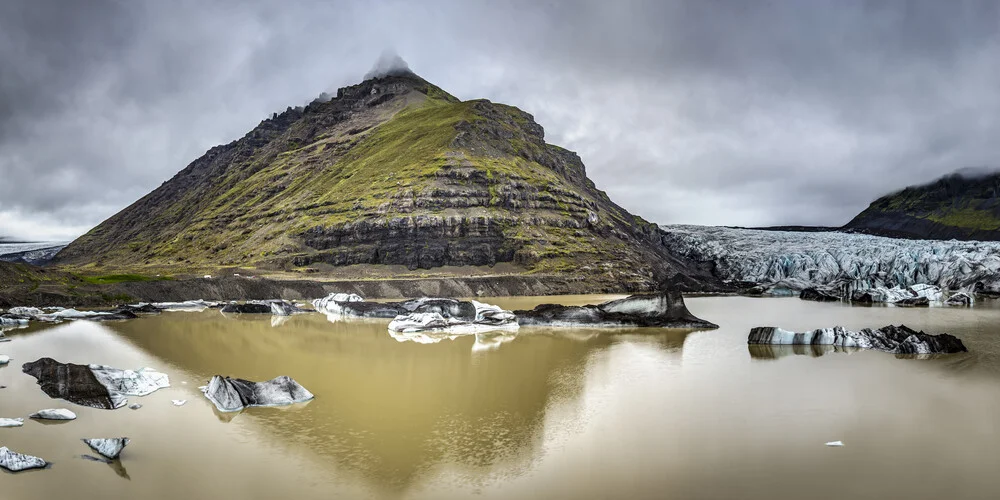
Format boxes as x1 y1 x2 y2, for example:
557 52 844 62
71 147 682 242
29 408 77 420
171 399 187 406
151 300 219 312
7 306 44 318
388 300 519 335
0 316 29 327
22 358 129 409
945 291 974 306
748 325 967 354
311 293 366 315
202 375 314 412
0 418 24 427
83 438 129 459
88 365 170 397
0 354 9 365
0 446 48 472
128 403 142 410
44 309 111 320
825 441 844 447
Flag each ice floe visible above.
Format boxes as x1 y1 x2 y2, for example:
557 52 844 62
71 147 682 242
0 418 24 427
29 408 77 420
747 325 967 354
515 291 718 329
202 375 314 412
82 438 129 460
0 446 48 472
22 358 169 410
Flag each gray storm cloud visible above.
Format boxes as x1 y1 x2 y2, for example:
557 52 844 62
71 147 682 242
0 0 998 240
363 51 412 80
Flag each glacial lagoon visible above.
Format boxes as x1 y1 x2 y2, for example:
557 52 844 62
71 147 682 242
2 295 999 499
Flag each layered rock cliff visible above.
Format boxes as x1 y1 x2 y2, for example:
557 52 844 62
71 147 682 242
54 69 715 291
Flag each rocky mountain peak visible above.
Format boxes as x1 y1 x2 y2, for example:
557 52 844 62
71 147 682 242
52 64 715 292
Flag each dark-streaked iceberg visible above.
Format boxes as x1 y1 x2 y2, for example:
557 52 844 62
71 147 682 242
82 438 129 460
22 358 169 410
388 300 517 334
514 291 718 329
0 446 48 472
202 375 314 412
747 325 967 354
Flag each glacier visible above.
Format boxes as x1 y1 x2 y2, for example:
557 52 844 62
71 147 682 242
660 225 1000 297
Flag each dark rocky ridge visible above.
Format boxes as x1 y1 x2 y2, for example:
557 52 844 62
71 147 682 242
845 171 1000 240
52 69 722 292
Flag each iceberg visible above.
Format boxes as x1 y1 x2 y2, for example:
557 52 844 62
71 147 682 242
29 408 77 420
311 292 364 313
388 300 518 335
0 417 24 427
202 375 314 412
82 438 129 460
22 358 169 410
151 300 219 312
0 446 48 472
747 325 967 354
515 291 718 329
220 302 272 314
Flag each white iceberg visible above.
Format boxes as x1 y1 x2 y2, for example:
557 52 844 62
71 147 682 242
82 438 129 460
202 375 314 412
7 306 44 317
151 300 219 312
29 408 77 420
88 365 170 397
0 418 24 427
388 300 518 335
0 446 47 472
311 292 365 314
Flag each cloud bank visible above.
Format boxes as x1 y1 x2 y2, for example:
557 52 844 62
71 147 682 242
1 0 998 239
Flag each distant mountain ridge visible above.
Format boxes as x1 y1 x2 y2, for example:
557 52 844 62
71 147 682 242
845 170 1000 241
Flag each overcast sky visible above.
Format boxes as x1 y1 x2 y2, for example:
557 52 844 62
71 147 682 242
1 0 998 240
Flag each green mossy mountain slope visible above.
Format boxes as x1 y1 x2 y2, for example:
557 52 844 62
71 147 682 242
845 171 1000 241
54 71 710 290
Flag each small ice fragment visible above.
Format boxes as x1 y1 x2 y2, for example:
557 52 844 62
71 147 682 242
171 399 187 406
29 408 76 420
0 355 10 365
0 418 24 427
825 441 844 447
128 403 142 410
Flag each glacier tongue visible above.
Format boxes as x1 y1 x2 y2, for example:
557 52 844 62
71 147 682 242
659 225 1000 296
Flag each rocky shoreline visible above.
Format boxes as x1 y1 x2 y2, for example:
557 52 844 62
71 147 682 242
0 261 735 309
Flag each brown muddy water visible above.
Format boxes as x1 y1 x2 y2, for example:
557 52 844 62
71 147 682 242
2 295 1000 499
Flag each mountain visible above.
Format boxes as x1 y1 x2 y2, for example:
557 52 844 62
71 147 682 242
845 171 1000 241
54 66 712 291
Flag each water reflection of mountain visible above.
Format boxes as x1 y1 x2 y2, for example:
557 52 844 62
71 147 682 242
106 312 694 490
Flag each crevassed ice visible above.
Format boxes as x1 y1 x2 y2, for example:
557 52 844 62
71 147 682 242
660 225 1000 291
